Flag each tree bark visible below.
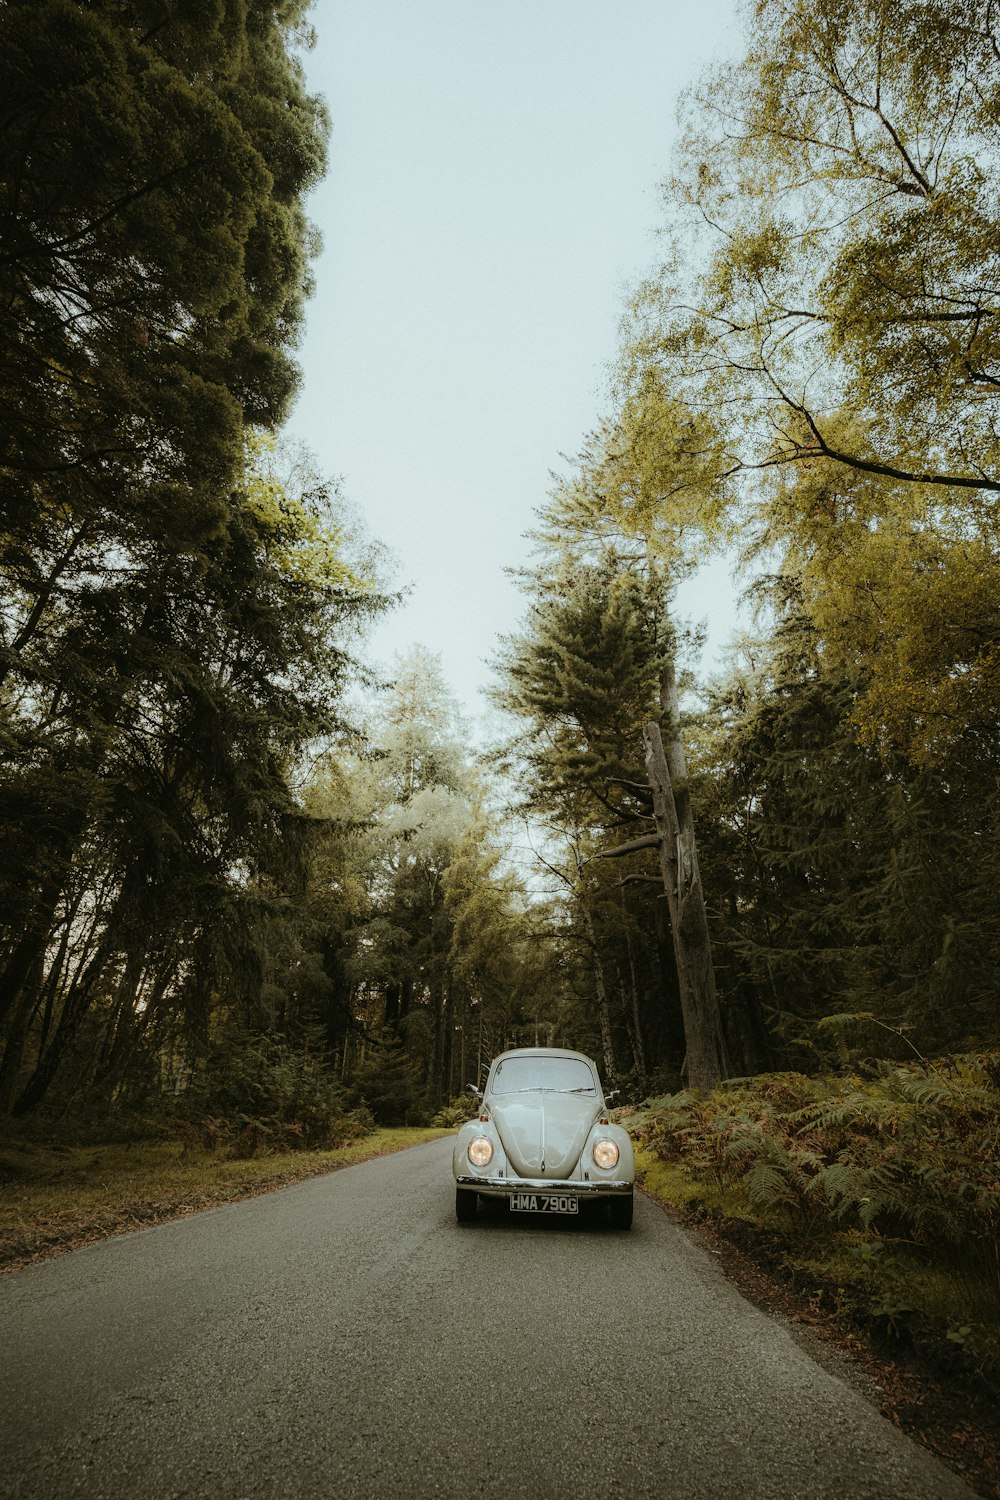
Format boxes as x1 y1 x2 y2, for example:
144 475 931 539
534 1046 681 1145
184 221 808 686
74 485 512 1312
620 904 648 1090
0 873 66 1029
0 955 44 1114
579 901 616 1085
12 928 114 1115
431 979 453 1105
643 719 727 1092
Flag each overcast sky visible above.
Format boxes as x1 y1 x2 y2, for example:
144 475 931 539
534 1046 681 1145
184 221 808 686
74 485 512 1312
286 0 744 725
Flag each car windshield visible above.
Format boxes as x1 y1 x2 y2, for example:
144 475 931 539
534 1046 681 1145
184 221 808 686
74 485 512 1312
489 1056 597 1096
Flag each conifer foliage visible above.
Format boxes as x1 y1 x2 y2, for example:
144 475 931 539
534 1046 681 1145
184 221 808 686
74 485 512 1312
493 462 726 1091
0 2 351 1121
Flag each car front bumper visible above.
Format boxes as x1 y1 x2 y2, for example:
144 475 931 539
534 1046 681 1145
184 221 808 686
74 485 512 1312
455 1174 633 1199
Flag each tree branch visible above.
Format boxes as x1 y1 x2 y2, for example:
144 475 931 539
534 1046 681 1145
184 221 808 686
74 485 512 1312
764 372 999 492
587 833 661 862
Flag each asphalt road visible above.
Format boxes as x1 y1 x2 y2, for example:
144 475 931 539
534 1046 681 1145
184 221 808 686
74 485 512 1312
0 1138 977 1500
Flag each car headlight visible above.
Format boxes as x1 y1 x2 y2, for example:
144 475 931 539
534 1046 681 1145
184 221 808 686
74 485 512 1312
467 1136 493 1168
593 1138 619 1170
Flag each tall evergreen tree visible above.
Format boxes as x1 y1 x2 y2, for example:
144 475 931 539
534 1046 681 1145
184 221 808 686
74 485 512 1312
693 594 1000 1062
0 440 381 1115
494 464 727 1089
0 2 332 1114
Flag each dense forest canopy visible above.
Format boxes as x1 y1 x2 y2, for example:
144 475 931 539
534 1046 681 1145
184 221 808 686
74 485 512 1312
0 0 995 1140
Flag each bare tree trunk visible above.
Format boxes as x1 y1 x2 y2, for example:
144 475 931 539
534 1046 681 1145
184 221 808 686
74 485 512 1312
94 953 174 1102
13 926 116 1116
476 1008 484 1086
579 901 616 1085
431 980 452 1105
620 891 648 1089
615 959 644 1089
458 1000 466 1091
0 873 65 1029
643 718 727 1092
0 954 44 1114
35 900 79 1062
442 981 453 1102
383 981 402 1027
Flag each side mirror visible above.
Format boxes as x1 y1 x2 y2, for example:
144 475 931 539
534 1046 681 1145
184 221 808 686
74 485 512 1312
604 1088 620 1104
466 1083 484 1099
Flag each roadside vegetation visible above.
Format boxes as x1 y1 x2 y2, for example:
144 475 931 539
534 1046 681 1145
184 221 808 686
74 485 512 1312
628 1053 1000 1385
0 1123 450 1271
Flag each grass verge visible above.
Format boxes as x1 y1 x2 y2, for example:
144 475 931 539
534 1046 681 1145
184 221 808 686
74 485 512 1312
0 1127 451 1272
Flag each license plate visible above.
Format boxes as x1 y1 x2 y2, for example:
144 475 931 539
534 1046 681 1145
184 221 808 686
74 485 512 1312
509 1193 579 1215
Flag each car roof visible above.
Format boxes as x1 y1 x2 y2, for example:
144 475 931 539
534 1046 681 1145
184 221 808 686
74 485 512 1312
489 1047 597 1066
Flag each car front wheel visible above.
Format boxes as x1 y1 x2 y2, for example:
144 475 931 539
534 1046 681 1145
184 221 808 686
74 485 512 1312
608 1193 634 1229
455 1187 478 1222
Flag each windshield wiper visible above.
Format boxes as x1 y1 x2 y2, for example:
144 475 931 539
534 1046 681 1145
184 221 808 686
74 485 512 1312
498 1085 595 1095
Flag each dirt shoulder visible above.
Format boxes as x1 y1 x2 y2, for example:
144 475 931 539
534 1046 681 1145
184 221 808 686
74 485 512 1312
0 1127 452 1273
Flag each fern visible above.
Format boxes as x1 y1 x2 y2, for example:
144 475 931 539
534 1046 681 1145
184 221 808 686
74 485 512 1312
745 1161 799 1213
638 1050 1000 1293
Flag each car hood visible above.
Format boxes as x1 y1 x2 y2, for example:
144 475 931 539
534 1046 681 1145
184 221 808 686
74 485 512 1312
489 1092 602 1179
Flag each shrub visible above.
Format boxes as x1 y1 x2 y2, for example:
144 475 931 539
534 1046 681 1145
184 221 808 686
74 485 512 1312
178 1032 364 1152
432 1095 479 1128
344 1031 428 1126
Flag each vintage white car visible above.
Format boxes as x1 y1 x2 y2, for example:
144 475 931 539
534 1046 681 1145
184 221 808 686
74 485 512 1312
453 1046 635 1228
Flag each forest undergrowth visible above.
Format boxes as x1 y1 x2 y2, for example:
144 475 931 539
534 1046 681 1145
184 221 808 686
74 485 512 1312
632 1062 1000 1368
628 1055 1000 1495
628 1055 1000 1378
